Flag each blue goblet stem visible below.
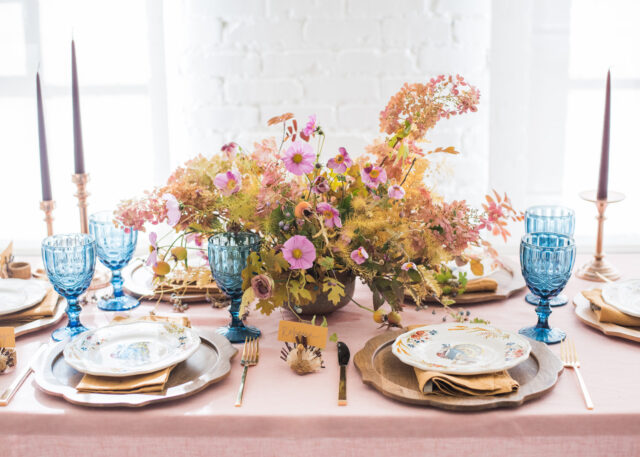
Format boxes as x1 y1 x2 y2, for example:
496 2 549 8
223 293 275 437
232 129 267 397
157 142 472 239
111 269 124 298
534 297 552 330
229 296 244 328
66 297 84 330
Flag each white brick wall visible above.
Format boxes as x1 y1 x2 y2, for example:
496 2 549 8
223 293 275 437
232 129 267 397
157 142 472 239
164 0 491 203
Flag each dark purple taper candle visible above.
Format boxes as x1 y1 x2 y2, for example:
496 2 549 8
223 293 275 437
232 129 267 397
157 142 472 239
72 39 85 174
36 72 52 201
596 70 611 201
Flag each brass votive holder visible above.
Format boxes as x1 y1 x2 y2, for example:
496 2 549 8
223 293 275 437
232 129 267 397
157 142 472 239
576 190 625 282
39 200 55 237
72 173 90 234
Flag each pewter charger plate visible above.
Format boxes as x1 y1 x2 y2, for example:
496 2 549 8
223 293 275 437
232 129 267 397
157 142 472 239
34 329 237 408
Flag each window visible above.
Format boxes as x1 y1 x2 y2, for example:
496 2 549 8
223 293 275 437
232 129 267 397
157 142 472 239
0 0 168 252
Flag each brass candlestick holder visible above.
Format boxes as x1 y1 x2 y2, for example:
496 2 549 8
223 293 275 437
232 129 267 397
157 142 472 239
71 172 110 290
576 190 625 282
72 173 90 234
39 200 56 237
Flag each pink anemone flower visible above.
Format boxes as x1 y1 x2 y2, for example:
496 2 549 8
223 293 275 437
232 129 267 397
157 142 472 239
213 170 242 196
316 202 342 228
327 147 353 174
350 246 369 265
282 235 316 270
361 163 387 189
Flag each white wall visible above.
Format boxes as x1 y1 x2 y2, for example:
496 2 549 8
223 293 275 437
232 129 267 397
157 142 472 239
163 0 492 204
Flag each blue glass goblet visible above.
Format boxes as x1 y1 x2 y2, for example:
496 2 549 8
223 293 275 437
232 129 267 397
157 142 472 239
42 234 96 341
524 205 575 307
519 233 576 344
208 232 261 343
89 211 140 311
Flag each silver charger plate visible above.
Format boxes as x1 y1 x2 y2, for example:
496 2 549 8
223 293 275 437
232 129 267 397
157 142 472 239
33 328 237 407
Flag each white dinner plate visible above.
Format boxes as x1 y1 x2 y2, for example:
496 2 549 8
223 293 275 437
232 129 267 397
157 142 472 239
602 279 640 318
392 323 531 375
63 321 201 377
0 278 49 316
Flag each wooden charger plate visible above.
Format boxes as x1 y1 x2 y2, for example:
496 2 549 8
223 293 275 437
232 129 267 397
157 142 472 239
2 296 66 338
33 328 237 407
409 258 526 306
572 293 640 343
354 329 563 411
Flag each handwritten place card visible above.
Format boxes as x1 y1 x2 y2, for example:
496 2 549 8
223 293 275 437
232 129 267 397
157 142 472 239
0 327 16 374
277 321 328 349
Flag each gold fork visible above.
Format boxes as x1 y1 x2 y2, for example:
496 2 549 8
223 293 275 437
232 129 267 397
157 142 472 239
235 337 259 407
560 338 594 410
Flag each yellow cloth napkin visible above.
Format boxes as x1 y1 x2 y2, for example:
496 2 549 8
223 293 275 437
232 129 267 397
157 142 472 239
76 365 176 394
0 288 58 323
414 368 519 396
582 289 640 327
406 324 519 396
464 278 498 293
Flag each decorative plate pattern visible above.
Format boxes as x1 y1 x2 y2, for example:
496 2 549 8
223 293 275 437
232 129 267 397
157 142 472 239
0 279 48 316
63 321 201 377
392 323 531 375
602 279 640 318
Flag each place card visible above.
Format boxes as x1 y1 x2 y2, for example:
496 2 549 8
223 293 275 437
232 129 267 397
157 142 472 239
278 320 328 349
0 327 16 374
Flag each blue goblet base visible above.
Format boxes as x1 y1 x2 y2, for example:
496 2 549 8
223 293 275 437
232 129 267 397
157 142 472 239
526 293 568 307
52 324 90 342
98 295 140 311
519 326 566 344
217 324 261 343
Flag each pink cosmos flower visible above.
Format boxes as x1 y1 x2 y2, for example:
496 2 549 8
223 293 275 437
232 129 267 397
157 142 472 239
350 246 369 265
302 114 317 137
214 170 242 196
327 147 353 174
146 232 158 267
162 194 181 227
282 141 315 176
221 142 238 160
316 202 342 228
361 163 387 189
282 235 316 270
388 185 405 199
401 262 417 271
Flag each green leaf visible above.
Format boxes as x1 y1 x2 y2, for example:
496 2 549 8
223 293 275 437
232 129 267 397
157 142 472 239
317 256 334 270
321 316 328 328
329 332 338 342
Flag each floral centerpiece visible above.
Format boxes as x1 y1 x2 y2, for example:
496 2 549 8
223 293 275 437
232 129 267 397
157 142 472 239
116 75 521 325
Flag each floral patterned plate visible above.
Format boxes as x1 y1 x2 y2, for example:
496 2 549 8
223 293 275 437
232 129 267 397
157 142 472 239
602 279 640 318
392 323 531 375
63 321 201 377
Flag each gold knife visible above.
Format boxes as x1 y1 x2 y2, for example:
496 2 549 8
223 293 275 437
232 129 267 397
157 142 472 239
0 343 47 407
337 341 350 406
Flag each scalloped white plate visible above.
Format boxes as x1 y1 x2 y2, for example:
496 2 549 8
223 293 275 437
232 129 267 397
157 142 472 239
0 279 48 316
64 321 201 377
392 323 531 375
602 279 640 318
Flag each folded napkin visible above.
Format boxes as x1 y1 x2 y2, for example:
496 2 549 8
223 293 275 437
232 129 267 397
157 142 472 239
75 314 190 394
582 289 640 327
464 278 498 294
414 368 519 396
0 287 58 323
76 365 175 394
406 324 519 396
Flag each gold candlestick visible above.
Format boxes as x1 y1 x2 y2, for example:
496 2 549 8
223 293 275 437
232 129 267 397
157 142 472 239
72 173 90 234
39 200 56 236
576 190 625 282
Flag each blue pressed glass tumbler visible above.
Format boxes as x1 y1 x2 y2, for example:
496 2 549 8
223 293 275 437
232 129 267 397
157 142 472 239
42 234 96 341
208 232 261 343
524 205 575 307
89 211 140 311
519 233 576 344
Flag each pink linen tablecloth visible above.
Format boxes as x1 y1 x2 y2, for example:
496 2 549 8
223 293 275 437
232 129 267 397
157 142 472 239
1 254 639 457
